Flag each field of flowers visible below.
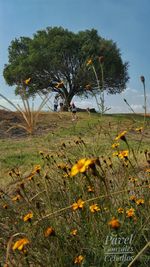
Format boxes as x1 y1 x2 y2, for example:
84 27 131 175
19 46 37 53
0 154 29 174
0 112 150 267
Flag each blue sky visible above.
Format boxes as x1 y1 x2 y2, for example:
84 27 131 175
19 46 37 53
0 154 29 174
0 0 150 112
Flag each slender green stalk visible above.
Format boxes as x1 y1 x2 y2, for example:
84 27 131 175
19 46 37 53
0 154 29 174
128 242 150 267
34 183 149 224
143 80 147 117
90 61 110 115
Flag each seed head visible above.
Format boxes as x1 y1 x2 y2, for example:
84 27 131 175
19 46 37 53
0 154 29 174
140 76 145 84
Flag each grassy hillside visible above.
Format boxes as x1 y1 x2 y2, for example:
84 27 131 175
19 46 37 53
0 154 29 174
0 112 149 184
0 111 150 266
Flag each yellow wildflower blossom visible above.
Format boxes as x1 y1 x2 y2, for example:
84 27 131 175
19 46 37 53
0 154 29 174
12 194 21 202
85 84 91 90
13 238 29 251
3 204 8 209
129 177 138 183
126 208 135 218
112 151 119 157
111 143 120 148
55 81 64 88
87 185 94 192
74 255 84 264
70 229 78 236
71 158 95 176
118 150 129 159
33 164 41 173
115 131 127 141
145 169 150 174
72 199 85 211
135 127 143 132
89 203 100 213
23 212 33 222
129 195 136 202
27 174 34 180
86 59 92 66
44 227 55 237
108 217 121 229
136 199 144 206
24 77 31 85
117 208 124 214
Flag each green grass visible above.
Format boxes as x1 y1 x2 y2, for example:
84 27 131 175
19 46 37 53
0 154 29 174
0 112 150 185
0 112 150 266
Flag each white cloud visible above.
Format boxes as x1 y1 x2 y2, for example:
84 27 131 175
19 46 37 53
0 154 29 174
130 104 143 112
122 87 138 97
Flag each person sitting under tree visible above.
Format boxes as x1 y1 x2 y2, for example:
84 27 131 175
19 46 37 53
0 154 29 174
70 102 77 121
59 96 65 111
54 95 59 111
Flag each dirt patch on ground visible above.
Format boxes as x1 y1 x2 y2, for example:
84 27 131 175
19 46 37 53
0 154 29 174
0 109 73 139
0 109 149 140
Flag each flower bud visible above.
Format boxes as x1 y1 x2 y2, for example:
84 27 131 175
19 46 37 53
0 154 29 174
99 56 104 64
140 76 145 84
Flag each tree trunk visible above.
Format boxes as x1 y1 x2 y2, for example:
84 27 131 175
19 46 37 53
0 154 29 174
63 93 74 111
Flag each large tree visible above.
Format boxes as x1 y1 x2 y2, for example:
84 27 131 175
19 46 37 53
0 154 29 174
3 27 129 109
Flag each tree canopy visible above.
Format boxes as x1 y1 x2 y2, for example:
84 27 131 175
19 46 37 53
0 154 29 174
3 26 129 108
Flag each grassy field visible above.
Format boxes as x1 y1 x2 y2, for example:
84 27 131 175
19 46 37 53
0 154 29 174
0 112 150 266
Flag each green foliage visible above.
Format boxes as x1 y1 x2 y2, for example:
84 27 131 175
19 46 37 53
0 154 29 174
3 27 129 107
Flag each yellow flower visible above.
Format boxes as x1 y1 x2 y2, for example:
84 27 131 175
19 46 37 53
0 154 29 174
108 217 120 229
129 195 136 202
55 81 64 88
33 164 41 173
70 158 95 176
86 59 92 66
112 151 119 157
3 204 8 209
126 208 135 218
136 199 144 206
23 212 33 222
27 174 34 181
135 127 143 132
117 208 124 214
44 227 55 237
129 177 138 183
70 229 78 236
145 169 150 174
24 77 31 85
72 199 85 211
13 238 29 251
71 158 87 176
85 84 91 90
74 255 84 264
87 185 94 192
118 150 129 159
111 143 120 148
12 194 21 202
115 131 127 141
89 204 100 213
